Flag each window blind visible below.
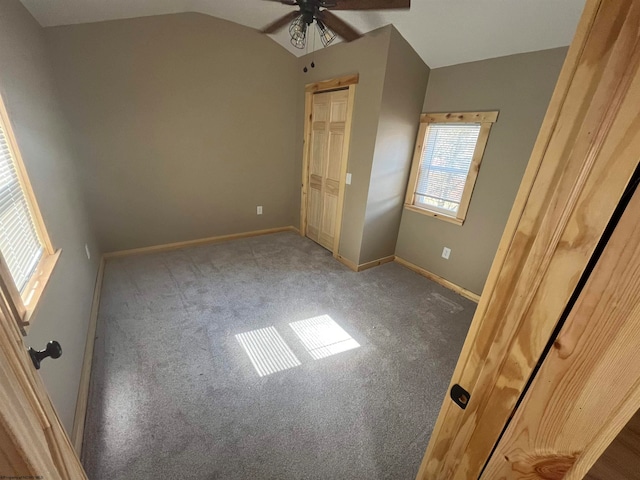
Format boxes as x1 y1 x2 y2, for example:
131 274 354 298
0 122 43 292
415 123 481 215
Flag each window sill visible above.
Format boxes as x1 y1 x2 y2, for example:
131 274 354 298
21 249 61 329
404 204 464 226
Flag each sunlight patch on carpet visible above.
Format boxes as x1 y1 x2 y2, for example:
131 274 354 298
236 326 301 377
290 315 360 360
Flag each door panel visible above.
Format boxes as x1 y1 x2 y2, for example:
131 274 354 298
320 191 339 248
307 181 322 243
326 130 344 182
305 89 350 253
417 1 640 478
308 97 328 246
0 357 54 474
482 182 640 479
0 308 86 478
330 94 348 122
307 94 329 246
310 129 327 177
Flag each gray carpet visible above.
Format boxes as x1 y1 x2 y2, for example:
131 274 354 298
82 232 474 480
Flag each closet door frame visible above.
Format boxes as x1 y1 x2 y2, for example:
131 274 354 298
300 74 357 255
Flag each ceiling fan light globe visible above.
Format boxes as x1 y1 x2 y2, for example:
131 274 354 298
289 16 307 49
291 32 306 49
316 21 336 47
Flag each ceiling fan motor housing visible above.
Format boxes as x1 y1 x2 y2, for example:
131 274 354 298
298 0 318 24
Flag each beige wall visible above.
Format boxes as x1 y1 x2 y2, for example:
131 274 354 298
360 28 429 264
46 13 300 253
0 0 101 432
395 47 568 295
295 27 392 263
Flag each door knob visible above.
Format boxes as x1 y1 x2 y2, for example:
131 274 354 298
28 341 62 370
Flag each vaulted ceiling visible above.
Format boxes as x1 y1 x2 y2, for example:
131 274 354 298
20 0 586 68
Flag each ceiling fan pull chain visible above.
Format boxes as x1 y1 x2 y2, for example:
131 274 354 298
311 26 316 68
304 26 309 72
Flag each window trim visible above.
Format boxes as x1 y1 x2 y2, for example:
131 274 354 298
404 111 498 225
0 91 59 333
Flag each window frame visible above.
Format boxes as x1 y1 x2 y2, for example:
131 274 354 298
404 111 498 225
0 92 59 333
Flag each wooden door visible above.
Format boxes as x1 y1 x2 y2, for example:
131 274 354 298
417 0 640 478
306 89 350 252
482 177 640 479
0 310 87 478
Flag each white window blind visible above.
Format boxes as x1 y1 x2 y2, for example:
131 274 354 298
0 122 43 292
415 123 481 215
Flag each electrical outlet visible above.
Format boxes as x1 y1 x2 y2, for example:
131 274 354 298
85 243 91 260
257 206 263 215
442 247 451 260
346 173 352 185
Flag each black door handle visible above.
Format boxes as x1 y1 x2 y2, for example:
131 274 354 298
28 341 62 370
450 383 471 410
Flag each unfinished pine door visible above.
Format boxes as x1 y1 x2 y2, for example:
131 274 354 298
482 181 640 478
0 309 86 478
306 89 349 252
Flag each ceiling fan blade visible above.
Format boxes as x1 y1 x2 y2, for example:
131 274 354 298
261 11 301 34
325 0 410 10
262 0 298 5
316 10 362 42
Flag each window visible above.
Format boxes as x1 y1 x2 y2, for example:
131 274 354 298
405 111 498 225
0 93 58 331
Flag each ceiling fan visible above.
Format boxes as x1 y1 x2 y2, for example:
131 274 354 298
261 0 411 49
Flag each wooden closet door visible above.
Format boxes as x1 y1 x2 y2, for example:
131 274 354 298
0 310 87 478
306 92 329 246
306 89 349 252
